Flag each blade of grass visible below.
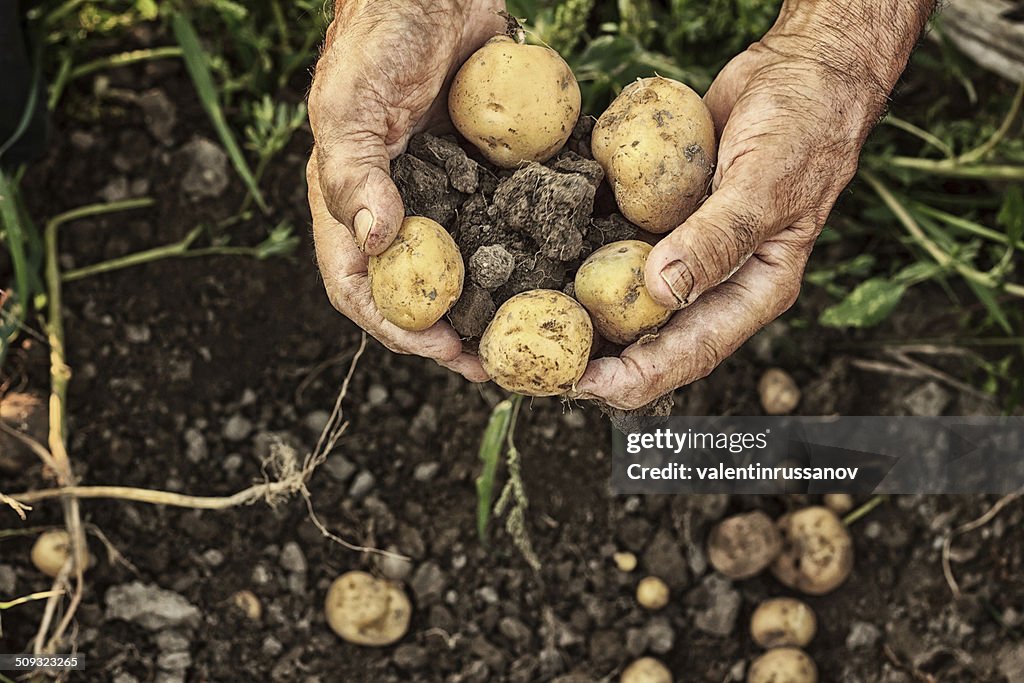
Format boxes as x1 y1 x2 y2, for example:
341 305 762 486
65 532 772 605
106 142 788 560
476 396 521 542
0 170 31 366
171 14 268 213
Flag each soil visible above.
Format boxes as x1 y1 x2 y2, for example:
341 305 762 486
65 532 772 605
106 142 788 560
1 37 1023 683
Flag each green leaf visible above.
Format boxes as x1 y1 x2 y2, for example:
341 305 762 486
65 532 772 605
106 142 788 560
965 279 1013 335
476 399 515 542
171 14 268 213
819 277 908 328
997 185 1024 247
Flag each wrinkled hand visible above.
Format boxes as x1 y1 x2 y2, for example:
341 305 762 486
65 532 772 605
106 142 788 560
576 35 894 410
307 0 505 380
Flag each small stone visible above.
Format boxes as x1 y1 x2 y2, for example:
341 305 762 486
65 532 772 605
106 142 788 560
251 564 271 585
157 651 191 672
303 410 331 435
691 574 741 637
413 462 441 482
279 542 307 574
642 528 688 590
393 644 428 670
223 454 243 472
138 89 177 145
0 565 16 594
588 629 624 666
410 562 447 605
470 245 516 290
409 404 438 439
644 617 675 654
179 138 230 200
625 627 648 657
348 471 376 499
231 590 262 621
222 414 252 442
477 586 499 604
758 368 801 415
104 582 201 631
155 630 190 652
261 636 283 657
903 381 951 417
846 621 881 649
367 384 389 407
98 176 131 203
125 323 151 344
377 548 413 582
184 428 207 463
201 549 224 567
323 454 356 482
448 284 496 338
499 617 532 645
561 409 586 429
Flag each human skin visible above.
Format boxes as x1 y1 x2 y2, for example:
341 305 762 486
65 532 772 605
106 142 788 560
307 0 935 402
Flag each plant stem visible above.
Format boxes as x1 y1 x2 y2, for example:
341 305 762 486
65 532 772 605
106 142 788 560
885 157 1024 181
882 115 954 158
843 494 888 526
68 46 183 81
61 226 200 282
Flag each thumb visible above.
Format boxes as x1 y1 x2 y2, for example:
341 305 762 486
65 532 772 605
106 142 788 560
644 183 787 309
312 139 405 256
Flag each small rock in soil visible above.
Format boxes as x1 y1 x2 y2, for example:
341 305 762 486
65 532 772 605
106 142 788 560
348 470 376 499
155 630 190 653
179 137 230 200
261 636 283 657
903 381 951 416
644 617 675 654
392 154 462 226
377 547 413 582
588 629 624 666
642 528 689 590
183 428 207 463
104 582 201 631
393 644 428 670
498 616 533 647
690 574 741 637
409 404 439 438
222 414 252 442
156 651 191 672
470 245 516 290
448 284 495 338
279 542 307 574
302 409 331 435
323 454 356 482
625 627 648 657
413 461 441 482
846 621 882 649
0 565 16 595
138 89 177 145
410 562 447 605
200 549 224 567
445 154 481 194
367 384 389 407
112 674 139 683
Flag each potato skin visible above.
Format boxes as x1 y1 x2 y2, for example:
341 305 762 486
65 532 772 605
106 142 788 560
592 76 716 233
325 571 411 647
574 240 672 344
449 36 581 168
369 216 464 331
621 657 673 683
707 510 783 580
750 598 817 649
771 506 854 595
479 290 593 396
747 648 818 683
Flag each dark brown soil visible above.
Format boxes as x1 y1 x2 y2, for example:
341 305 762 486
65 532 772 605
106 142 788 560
1 41 1022 683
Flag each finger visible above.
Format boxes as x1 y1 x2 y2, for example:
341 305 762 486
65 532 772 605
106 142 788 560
644 177 795 310
308 156 463 362
435 353 490 383
308 79 406 256
578 232 810 410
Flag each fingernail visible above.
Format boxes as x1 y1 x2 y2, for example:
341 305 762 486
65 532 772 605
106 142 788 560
659 260 694 308
354 208 374 250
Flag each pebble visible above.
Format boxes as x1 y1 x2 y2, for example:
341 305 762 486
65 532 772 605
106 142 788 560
222 454 243 472
138 88 177 145
179 137 230 200
0 565 16 594
410 562 447 604
642 528 689 590
201 549 224 567
279 542 307 574
323 454 356 482
104 582 201 631
409 404 438 438
561 409 586 429
98 177 131 202
261 636 284 657
155 630 190 653
903 381 951 416
477 586 500 604
222 414 252 442
393 644 428 670
692 574 741 637
644 617 675 654
303 410 331 435
183 428 207 463
251 565 272 585
348 470 376 499
413 461 441 482
125 323 152 344
846 621 882 649
498 617 532 645
625 627 648 657
377 548 413 582
367 384 389 407
156 651 191 672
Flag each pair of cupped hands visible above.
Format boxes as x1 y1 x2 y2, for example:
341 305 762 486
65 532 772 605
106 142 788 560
307 0 885 410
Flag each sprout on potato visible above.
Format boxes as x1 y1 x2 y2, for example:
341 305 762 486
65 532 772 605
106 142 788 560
747 647 818 683
707 511 782 580
758 368 801 415
368 216 464 332
750 598 817 649
621 657 673 683
592 76 716 233
325 571 411 647
30 529 89 578
449 35 581 168
636 576 670 611
479 289 593 397
574 240 672 345
771 506 854 595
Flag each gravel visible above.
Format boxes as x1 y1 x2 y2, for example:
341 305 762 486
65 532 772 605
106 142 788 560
104 582 201 631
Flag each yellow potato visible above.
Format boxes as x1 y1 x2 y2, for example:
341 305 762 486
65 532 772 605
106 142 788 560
449 36 581 168
325 571 411 647
748 648 818 683
771 506 854 595
30 529 91 578
479 290 593 396
369 216 464 331
574 240 672 344
707 511 783 580
621 657 673 683
636 576 670 611
592 76 716 233
750 598 817 649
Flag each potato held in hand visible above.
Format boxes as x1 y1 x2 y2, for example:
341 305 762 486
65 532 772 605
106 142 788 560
480 290 593 396
575 240 672 344
449 35 581 168
369 216 464 331
592 76 716 233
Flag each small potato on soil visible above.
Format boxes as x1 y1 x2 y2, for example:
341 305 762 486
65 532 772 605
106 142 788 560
823 493 855 515
592 76 716 233
621 656 673 683
574 240 672 344
750 598 817 648
325 571 411 647
771 506 854 595
758 368 801 415
707 510 783 580
31 529 89 578
449 36 581 168
636 576 670 610
747 647 818 683
479 289 593 397
368 216 464 331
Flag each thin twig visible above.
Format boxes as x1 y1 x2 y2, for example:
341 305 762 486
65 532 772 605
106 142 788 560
942 489 1024 598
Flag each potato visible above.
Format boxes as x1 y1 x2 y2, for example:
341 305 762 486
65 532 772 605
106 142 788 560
771 506 854 595
622 657 672 683
707 511 783 580
823 493 855 515
750 598 817 649
758 368 801 415
325 571 411 646
748 647 818 683
31 529 90 578
636 576 670 611
449 36 581 168
479 290 593 396
574 240 672 344
368 216 464 331
592 76 716 233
